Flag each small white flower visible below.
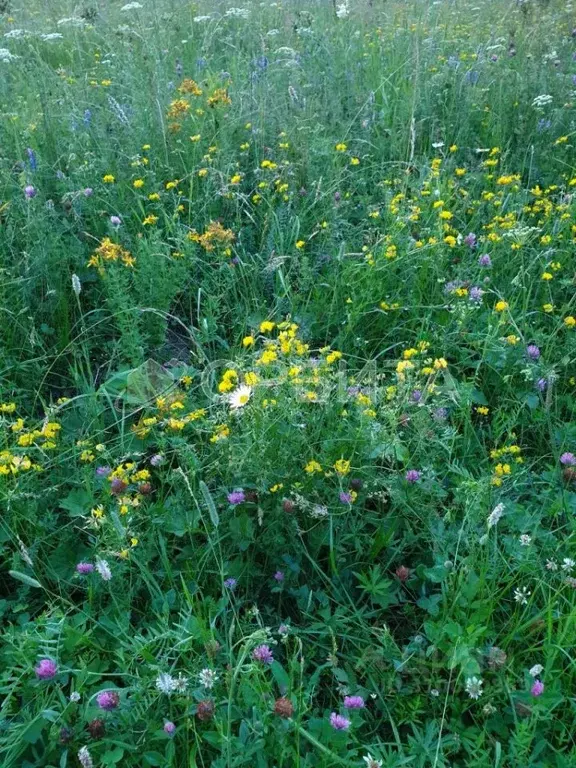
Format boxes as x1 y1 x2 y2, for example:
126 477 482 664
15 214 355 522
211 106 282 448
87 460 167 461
335 2 349 18
171 674 188 693
0 48 18 62
465 676 483 700
514 586 530 605
546 559 558 571
156 672 176 695
95 558 112 581
40 33 64 41
4 29 30 39
72 274 82 296
198 668 219 689
225 7 250 18
70 691 81 702
487 503 504 528
532 94 553 110
430 688 440 697
529 664 544 678
229 384 252 410
519 534 532 547
561 558 575 571
121 1 143 9
57 17 86 27
78 747 94 768
432 141 445 149
363 755 383 768
193 15 213 22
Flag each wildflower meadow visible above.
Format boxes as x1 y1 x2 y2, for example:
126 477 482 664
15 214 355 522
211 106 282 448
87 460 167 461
1 0 576 765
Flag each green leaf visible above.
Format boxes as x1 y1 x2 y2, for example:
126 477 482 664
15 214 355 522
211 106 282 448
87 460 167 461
199 481 219 527
21 716 47 744
59 489 93 517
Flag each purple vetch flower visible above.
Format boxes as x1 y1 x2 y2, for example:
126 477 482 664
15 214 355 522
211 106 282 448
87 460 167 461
96 690 120 711
531 679 544 697
537 118 552 132
110 215 122 227
76 562 94 575
411 389 422 403
339 491 353 504
25 185 37 199
175 59 183 77
95 465 112 478
343 695 365 709
334 191 341 203
35 658 58 680
164 720 176 736
405 469 421 483
478 253 492 267
274 570 285 582
560 452 576 466
536 378 547 392
526 344 540 360
464 232 477 247
150 453 164 467
223 577 237 589
469 286 484 302
329 712 351 730
83 109 92 126
252 644 274 664
27 148 37 171
490 54 498 62
83 187 93 197
433 407 448 421
227 490 245 505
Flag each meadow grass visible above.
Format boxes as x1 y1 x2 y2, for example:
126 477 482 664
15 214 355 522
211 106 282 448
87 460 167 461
1 0 576 766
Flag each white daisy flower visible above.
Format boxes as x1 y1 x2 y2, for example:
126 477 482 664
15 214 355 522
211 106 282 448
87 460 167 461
229 384 252 410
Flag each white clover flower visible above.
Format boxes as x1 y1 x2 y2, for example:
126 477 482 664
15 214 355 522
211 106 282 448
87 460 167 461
155 672 176 695
514 586 530 605
198 668 219 689
70 691 81 702
546 559 558 571
519 534 532 547
171 674 188 693
529 664 544 678
562 558 575 571
363 756 383 768
465 676 483 700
